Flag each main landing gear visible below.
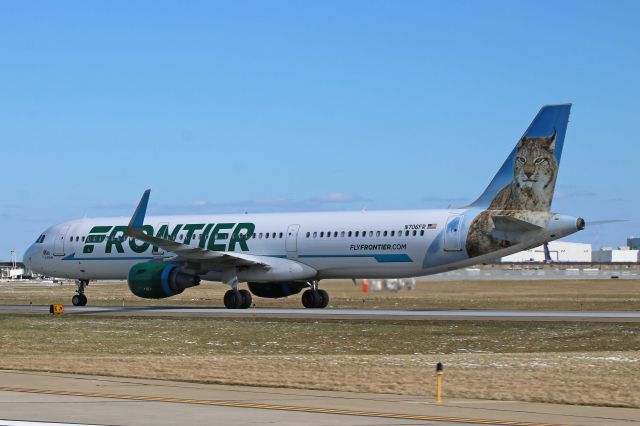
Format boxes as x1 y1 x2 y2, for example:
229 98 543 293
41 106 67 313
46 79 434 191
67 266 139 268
223 289 252 309
302 281 329 309
72 279 89 306
222 274 252 309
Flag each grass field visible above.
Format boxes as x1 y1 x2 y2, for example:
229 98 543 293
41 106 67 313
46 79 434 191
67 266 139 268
1 278 640 310
0 315 639 408
1 279 639 408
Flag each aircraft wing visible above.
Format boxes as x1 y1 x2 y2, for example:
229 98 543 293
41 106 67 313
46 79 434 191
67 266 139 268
125 190 269 270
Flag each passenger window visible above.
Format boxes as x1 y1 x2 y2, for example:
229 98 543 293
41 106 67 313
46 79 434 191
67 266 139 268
390 231 395 237
341 231 345 237
413 230 417 236
327 232 331 238
333 232 337 237
265 233 269 239
420 230 424 236
272 232 276 238
398 230 403 236
363 231 367 238
313 232 317 238
306 232 310 238
81 236 85 242
320 232 324 237
369 231 373 237
405 230 410 236
252 234 256 239
259 233 263 239
279 232 283 238
376 231 380 237
355 231 359 237
383 231 388 237
348 231 352 237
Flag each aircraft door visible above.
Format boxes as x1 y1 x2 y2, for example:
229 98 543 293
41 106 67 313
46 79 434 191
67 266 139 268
53 225 70 256
444 215 463 252
285 224 300 255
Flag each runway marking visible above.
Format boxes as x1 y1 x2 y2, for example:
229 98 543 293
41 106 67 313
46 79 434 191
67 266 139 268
0 386 570 426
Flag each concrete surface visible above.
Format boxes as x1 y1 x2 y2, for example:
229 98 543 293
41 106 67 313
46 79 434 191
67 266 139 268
1 304 640 322
0 370 638 426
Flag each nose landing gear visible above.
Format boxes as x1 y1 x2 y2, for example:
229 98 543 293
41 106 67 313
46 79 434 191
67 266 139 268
72 279 89 306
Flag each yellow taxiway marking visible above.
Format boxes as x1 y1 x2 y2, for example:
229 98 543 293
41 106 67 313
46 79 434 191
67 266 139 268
0 386 569 426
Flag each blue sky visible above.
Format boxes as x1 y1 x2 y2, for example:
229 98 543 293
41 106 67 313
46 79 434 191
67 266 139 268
1 1 639 259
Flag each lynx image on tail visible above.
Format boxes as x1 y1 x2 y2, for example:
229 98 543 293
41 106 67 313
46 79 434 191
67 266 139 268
466 126 561 258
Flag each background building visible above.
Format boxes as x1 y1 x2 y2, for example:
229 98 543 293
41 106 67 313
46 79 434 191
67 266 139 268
500 241 592 263
592 247 640 263
628 237 640 250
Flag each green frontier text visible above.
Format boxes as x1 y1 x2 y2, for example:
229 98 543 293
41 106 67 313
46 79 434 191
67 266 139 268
82 223 255 254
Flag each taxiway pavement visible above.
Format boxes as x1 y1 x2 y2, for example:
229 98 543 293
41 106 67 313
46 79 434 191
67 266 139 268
1 370 638 425
1 304 640 322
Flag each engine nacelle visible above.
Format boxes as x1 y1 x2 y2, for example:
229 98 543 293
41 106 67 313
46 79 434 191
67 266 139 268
248 282 307 299
128 262 201 299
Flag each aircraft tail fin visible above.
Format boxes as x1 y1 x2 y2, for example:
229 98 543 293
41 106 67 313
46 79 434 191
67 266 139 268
469 104 571 212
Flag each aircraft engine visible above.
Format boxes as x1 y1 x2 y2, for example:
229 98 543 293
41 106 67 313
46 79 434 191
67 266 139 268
247 282 307 299
127 262 200 299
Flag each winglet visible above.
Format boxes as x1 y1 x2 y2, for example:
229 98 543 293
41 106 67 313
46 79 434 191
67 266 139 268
127 189 151 232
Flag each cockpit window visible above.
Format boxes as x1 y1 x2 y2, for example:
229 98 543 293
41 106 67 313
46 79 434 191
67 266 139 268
35 234 46 243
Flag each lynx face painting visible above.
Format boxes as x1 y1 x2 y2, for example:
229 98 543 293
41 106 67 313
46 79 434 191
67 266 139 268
466 130 559 258
489 130 558 211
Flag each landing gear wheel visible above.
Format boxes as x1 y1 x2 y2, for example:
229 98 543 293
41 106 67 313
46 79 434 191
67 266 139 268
302 289 320 308
72 294 88 306
239 289 252 309
224 290 243 309
73 279 89 306
317 289 329 308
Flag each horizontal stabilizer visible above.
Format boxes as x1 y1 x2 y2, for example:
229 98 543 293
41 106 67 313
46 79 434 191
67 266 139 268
492 215 542 241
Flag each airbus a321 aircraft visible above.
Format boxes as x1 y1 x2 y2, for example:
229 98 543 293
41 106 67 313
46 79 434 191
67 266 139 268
24 104 584 309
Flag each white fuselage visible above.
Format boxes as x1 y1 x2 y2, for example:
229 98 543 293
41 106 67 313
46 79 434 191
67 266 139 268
23 208 581 283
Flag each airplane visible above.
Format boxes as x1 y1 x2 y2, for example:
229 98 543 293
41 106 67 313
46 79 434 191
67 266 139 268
23 104 584 309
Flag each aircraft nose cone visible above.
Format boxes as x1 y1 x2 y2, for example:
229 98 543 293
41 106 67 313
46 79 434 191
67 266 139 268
23 247 33 270
24 245 36 265
23 244 39 272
